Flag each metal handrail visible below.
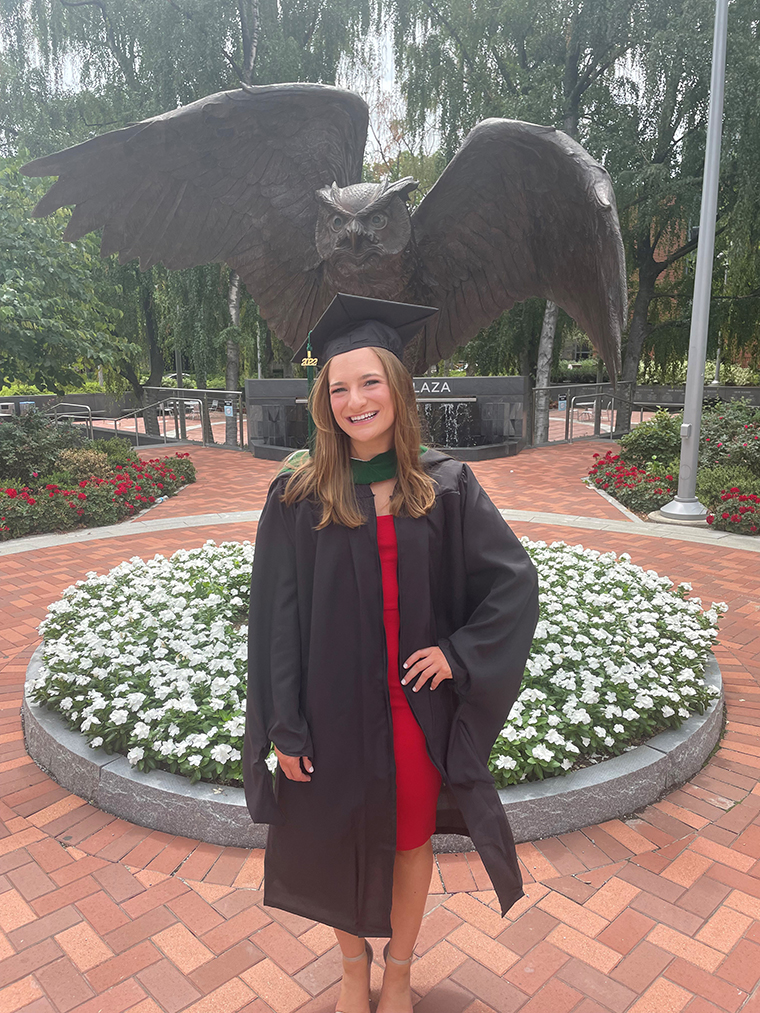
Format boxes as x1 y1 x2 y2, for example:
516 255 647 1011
566 392 686 442
113 397 201 447
568 394 617 442
144 387 246 448
531 381 634 445
40 401 96 440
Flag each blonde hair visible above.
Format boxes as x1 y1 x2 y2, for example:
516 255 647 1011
282 346 437 528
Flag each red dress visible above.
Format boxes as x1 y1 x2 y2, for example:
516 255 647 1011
376 514 442 850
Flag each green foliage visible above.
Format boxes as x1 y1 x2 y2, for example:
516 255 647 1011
619 409 682 467
699 399 760 474
91 438 138 467
0 409 85 484
696 465 760 507
591 399 760 529
0 159 139 391
551 361 606 384
458 300 569 376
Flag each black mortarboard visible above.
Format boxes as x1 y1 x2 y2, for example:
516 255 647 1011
292 294 438 367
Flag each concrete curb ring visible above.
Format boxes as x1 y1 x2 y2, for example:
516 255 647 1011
22 646 724 851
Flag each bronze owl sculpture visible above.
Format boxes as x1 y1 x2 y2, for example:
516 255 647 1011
22 83 626 373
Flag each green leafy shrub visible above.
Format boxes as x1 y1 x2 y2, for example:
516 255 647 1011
720 364 760 386
699 399 760 474
54 448 111 480
619 409 682 466
91 438 138 467
551 360 605 384
0 409 85 483
696 466 760 509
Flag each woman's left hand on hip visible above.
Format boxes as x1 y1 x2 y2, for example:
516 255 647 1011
402 647 453 691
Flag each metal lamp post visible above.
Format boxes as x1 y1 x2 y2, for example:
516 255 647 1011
660 0 729 521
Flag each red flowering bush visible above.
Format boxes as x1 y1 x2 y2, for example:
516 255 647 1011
588 450 677 514
706 488 760 535
0 453 196 540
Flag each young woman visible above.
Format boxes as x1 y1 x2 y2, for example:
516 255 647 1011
244 295 539 1013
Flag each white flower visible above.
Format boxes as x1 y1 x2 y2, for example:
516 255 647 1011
127 747 144 764
265 753 278 772
495 755 517 770
531 744 554 763
210 743 234 763
111 709 129 726
90 736 103 748
187 754 203 766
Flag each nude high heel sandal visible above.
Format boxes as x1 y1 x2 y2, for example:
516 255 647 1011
336 939 373 1013
383 941 413 966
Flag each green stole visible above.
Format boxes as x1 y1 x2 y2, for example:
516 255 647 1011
350 449 397 484
283 447 427 483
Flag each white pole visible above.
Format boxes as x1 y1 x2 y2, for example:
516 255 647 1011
660 0 729 520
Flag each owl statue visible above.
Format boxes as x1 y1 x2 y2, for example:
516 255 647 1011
23 83 626 374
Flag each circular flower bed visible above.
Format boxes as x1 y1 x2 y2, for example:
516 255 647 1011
31 539 723 788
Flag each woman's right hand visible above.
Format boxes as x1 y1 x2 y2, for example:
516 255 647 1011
274 746 314 782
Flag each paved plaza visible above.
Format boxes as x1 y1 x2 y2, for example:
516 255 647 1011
1 442 759 1013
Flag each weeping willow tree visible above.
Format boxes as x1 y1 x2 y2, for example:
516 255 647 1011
0 0 370 430
380 0 760 404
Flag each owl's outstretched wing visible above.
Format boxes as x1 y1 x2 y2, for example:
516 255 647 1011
410 119 626 374
22 84 368 349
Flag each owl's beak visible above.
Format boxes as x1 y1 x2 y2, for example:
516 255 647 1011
346 219 366 254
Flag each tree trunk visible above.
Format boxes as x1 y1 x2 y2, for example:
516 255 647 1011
618 246 659 431
222 1 259 444
120 362 143 404
141 274 164 438
533 300 559 444
225 270 242 445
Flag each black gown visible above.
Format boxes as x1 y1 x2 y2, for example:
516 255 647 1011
244 449 539 937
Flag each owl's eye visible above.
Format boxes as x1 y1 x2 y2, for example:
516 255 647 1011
370 213 387 228
331 215 345 231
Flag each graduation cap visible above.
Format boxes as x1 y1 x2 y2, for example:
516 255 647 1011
293 293 438 368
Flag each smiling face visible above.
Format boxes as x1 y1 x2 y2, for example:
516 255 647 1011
328 346 396 459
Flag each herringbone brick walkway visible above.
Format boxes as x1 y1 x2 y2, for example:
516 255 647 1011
1 441 759 1013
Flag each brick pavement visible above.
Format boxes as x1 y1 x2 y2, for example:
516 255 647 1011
1 442 759 1013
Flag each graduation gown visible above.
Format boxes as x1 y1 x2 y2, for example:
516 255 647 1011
244 449 539 936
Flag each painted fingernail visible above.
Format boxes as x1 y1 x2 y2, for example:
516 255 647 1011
401 678 407 685
308 766 314 773
402 662 408 669
413 686 419 692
